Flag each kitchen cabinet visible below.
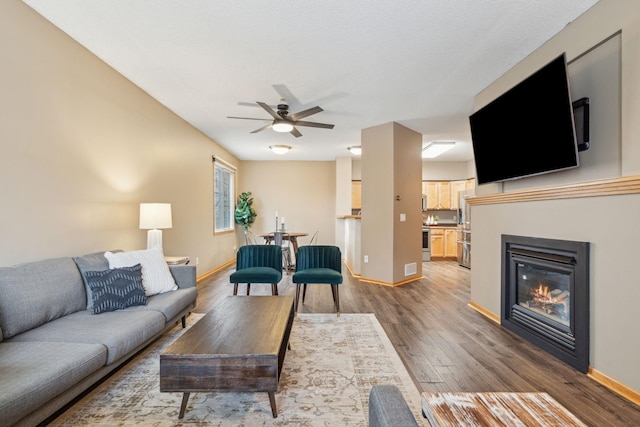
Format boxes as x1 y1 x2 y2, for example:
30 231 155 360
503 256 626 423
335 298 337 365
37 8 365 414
430 228 444 258
449 180 466 210
430 226 457 259
425 181 451 210
466 178 476 190
352 181 361 210
445 228 458 258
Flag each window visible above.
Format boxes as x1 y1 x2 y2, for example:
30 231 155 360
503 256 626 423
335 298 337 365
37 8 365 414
213 159 235 233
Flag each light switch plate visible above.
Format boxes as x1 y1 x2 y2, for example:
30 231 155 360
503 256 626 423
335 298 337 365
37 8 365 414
400 213 406 222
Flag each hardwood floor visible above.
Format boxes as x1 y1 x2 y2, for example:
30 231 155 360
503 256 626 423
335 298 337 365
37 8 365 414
196 260 640 426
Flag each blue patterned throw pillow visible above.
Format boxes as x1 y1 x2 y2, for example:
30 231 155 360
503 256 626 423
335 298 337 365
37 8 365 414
85 264 147 314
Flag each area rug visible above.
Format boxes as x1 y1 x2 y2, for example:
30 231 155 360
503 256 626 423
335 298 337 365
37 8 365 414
50 313 426 426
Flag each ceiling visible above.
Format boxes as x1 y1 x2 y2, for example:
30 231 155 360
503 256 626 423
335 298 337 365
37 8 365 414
22 0 599 162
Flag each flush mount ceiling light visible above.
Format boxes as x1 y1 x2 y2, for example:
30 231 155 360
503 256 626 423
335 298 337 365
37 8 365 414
422 141 456 159
348 146 362 156
272 121 294 133
269 145 291 155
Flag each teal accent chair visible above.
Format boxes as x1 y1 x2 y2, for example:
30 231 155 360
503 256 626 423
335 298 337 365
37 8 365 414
292 245 343 315
230 245 283 295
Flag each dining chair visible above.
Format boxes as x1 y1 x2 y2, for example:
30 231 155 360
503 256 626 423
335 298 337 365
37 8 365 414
292 245 343 316
243 228 258 245
308 230 319 245
274 231 294 272
229 245 282 295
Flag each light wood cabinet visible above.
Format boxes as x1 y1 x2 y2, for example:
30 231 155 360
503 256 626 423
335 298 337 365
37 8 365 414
430 228 444 258
450 180 466 210
430 226 457 259
466 178 476 190
352 181 361 210
445 228 458 258
425 181 451 210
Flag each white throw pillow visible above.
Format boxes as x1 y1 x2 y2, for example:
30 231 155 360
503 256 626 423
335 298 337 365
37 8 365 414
105 248 177 296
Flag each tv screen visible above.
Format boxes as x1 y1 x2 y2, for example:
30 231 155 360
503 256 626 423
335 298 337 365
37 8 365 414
469 53 579 185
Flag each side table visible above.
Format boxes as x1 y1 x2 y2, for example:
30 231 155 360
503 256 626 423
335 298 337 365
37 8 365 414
165 256 190 265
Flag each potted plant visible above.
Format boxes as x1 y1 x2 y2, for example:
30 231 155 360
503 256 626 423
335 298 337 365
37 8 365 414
235 192 257 243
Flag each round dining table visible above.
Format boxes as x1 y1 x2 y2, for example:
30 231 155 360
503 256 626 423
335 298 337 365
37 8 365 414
259 232 308 255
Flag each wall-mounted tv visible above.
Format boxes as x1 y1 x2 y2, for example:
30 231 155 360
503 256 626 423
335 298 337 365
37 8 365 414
469 53 583 185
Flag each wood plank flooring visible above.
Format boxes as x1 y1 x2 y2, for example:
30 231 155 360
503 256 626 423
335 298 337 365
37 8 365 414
195 260 640 427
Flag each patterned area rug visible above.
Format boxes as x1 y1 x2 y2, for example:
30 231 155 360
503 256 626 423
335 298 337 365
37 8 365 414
50 313 425 426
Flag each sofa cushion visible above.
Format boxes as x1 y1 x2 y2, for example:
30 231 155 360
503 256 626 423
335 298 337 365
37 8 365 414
0 341 107 426
369 385 419 427
85 264 147 314
0 257 86 339
105 248 177 296
129 287 197 322
9 309 165 364
73 249 122 312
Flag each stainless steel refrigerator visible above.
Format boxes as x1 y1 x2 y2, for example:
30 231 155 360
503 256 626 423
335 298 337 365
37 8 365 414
456 189 474 268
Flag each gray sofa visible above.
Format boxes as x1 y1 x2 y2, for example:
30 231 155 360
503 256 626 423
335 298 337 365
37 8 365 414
369 385 420 427
0 250 197 426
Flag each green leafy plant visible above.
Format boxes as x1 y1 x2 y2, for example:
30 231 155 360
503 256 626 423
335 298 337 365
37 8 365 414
234 191 257 229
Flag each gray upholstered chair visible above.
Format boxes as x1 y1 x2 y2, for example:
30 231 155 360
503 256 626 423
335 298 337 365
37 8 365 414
369 385 419 427
292 245 343 315
229 244 282 295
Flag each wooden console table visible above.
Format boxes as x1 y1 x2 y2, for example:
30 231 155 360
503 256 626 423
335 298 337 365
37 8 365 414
160 296 294 418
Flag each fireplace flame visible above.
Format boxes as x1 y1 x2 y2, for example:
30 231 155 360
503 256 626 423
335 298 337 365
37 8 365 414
536 284 550 298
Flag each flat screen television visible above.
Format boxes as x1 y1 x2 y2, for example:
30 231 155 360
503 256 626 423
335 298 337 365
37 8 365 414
469 53 582 185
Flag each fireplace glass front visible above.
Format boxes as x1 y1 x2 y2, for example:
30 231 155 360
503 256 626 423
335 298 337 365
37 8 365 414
516 263 570 327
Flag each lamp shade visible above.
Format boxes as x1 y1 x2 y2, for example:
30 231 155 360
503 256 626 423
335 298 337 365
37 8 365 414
139 203 172 229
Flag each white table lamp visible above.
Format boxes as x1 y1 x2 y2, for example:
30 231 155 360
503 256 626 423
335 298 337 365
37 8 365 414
139 203 172 249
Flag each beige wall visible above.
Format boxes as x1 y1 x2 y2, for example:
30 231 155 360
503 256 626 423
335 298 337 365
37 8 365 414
471 0 640 392
237 161 336 248
0 0 238 273
422 161 471 181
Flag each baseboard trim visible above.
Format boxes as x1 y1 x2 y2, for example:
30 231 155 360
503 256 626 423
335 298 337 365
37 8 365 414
468 301 501 324
588 368 640 406
358 275 422 287
196 258 235 282
343 260 361 278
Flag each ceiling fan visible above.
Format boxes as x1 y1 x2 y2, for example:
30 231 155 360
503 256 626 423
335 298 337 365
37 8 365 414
228 98 334 137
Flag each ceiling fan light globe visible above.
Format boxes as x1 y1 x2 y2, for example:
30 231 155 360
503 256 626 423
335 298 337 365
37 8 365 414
269 145 291 155
272 122 294 133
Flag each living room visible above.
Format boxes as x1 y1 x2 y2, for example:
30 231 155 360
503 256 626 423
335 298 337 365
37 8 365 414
2 0 640 425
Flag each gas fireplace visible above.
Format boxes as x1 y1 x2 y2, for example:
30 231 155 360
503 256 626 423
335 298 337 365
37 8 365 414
501 235 589 373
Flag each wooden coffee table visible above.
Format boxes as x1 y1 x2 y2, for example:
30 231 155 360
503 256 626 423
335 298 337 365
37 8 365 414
160 296 294 419
421 392 587 426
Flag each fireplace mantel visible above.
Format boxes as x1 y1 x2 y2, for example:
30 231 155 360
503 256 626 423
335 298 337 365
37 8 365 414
467 175 640 206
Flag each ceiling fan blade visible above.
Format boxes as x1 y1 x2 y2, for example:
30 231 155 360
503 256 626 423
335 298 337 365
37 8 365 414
228 116 271 121
293 120 335 129
256 101 281 120
289 106 323 121
251 124 272 134
290 127 302 138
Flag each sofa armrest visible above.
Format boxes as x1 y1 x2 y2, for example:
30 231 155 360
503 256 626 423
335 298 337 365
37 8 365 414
169 265 196 289
369 385 419 427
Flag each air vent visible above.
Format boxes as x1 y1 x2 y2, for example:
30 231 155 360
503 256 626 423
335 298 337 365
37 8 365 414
405 262 417 276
